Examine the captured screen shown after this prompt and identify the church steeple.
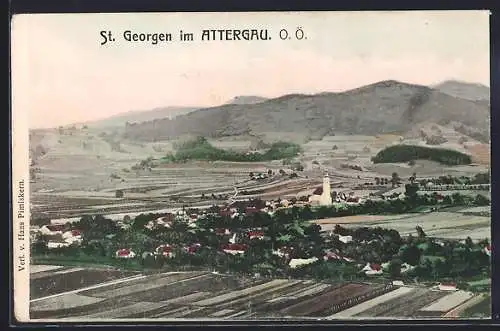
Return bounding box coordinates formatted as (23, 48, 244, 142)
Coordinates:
(320, 169, 332, 206)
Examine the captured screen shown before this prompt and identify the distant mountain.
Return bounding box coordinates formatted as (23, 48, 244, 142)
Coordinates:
(123, 80, 490, 143)
(433, 80, 490, 102)
(226, 95, 268, 105)
(83, 106, 200, 128)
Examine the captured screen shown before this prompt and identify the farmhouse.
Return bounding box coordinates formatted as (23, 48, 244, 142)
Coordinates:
(337, 234, 353, 244)
(115, 248, 136, 259)
(47, 241, 71, 249)
(484, 245, 491, 256)
(248, 230, 265, 240)
(289, 257, 319, 269)
(40, 224, 65, 236)
(437, 283, 458, 291)
(222, 243, 248, 255)
(156, 244, 175, 258)
(184, 243, 202, 254)
(362, 262, 383, 275)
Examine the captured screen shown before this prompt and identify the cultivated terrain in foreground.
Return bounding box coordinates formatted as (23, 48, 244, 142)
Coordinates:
(30, 268, 488, 320)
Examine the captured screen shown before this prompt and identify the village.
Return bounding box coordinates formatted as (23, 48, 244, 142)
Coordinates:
(29, 169, 491, 319)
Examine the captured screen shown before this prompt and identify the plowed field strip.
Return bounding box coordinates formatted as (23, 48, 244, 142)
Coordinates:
(192, 279, 290, 306)
(209, 280, 304, 311)
(83, 272, 209, 298)
(328, 286, 414, 318)
(281, 284, 371, 316)
(356, 289, 448, 318)
(30, 269, 138, 299)
(253, 284, 342, 315)
(30, 273, 211, 319)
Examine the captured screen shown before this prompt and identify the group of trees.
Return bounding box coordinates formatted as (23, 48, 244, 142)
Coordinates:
(162, 136, 302, 163)
(32, 190, 491, 285)
(372, 145, 472, 166)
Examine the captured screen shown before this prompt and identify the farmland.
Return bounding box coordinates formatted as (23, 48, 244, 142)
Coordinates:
(29, 267, 482, 320)
(315, 209, 491, 240)
(30, 127, 490, 222)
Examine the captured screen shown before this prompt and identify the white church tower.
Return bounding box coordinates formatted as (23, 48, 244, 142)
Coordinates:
(319, 171, 333, 206)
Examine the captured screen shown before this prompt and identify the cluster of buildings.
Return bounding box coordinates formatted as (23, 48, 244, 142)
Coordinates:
(32, 224, 83, 249)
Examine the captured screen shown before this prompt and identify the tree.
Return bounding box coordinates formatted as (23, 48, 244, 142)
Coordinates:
(391, 172, 401, 188)
(268, 169, 273, 176)
(249, 172, 254, 178)
(279, 169, 286, 176)
(375, 177, 380, 185)
(465, 236, 474, 249)
(401, 245, 422, 266)
(415, 226, 426, 238)
(387, 259, 402, 279)
(115, 189, 124, 198)
(474, 194, 490, 206)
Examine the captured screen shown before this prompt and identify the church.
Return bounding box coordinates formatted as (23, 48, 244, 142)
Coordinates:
(308, 171, 333, 206)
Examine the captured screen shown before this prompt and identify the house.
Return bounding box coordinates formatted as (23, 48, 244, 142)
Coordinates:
(215, 228, 231, 236)
(222, 243, 248, 255)
(401, 263, 415, 274)
(289, 257, 319, 269)
(62, 230, 82, 240)
(248, 231, 265, 240)
(337, 235, 353, 244)
(115, 248, 136, 259)
(346, 197, 363, 205)
(184, 243, 201, 254)
(272, 246, 294, 259)
(40, 224, 65, 236)
(361, 262, 383, 275)
(392, 280, 405, 286)
(323, 251, 342, 261)
(229, 233, 238, 244)
(156, 244, 175, 258)
(245, 207, 259, 216)
(47, 241, 71, 249)
(484, 245, 491, 256)
(438, 283, 458, 291)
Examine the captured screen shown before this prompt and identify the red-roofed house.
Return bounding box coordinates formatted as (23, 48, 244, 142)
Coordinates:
(156, 244, 176, 258)
(115, 248, 136, 259)
(219, 209, 232, 217)
(40, 224, 65, 236)
(324, 251, 342, 261)
(248, 231, 265, 240)
(362, 262, 383, 275)
(184, 243, 202, 255)
(245, 207, 259, 215)
(438, 283, 458, 291)
(222, 243, 248, 255)
(484, 245, 491, 256)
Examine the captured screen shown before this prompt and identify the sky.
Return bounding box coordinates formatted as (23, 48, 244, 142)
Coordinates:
(11, 11, 490, 128)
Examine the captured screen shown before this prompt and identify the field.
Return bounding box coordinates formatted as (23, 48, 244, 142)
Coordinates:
(29, 266, 482, 321)
(315, 208, 491, 240)
(31, 131, 489, 222)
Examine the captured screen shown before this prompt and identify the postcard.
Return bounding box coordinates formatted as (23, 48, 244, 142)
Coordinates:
(11, 10, 491, 322)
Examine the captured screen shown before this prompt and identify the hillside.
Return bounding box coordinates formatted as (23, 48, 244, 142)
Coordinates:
(226, 95, 268, 105)
(433, 80, 490, 102)
(81, 106, 199, 129)
(123, 80, 490, 143)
